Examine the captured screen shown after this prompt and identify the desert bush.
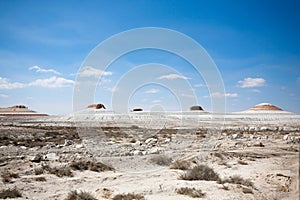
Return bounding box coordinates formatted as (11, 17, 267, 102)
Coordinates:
(112, 193, 145, 200)
(35, 177, 47, 182)
(65, 190, 97, 200)
(218, 175, 253, 187)
(70, 160, 114, 172)
(170, 160, 190, 170)
(180, 165, 220, 181)
(237, 160, 248, 165)
(0, 187, 22, 199)
(1, 171, 19, 183)
(49, 167, 73, 177)
(150, 155, 172, 166)
(176, 187, 205, 198)
(34, 167, 44, 175)
(242, 187, 253, 194)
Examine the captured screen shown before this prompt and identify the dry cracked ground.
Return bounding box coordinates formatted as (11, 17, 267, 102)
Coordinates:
(0, 117, 299, 200)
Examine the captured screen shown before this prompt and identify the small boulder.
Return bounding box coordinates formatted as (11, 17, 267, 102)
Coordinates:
(283, 135, 289, 140)
(232, 133, 243, 139)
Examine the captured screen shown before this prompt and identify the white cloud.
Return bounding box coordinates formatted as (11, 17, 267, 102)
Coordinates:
(79, 66, 112, 77)
(104, 87, 118, 92)
(0, 77, 25, 89)
(194, 83, 206, 87)
(180, 93, 194, 98)
(207, 92, 238, 98)
(29, 76, 74, 88)
(0, 94, 9, 98)
(152, 99, 161, 103)
(145, 89, 159, 94)
(157, 73, 189, 80)
(251, 89, 261, 93)
(238, 77, 266, 88)
(29, 65, 61, 75)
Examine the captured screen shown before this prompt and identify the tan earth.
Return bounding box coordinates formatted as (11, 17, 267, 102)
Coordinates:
(0, 113, 299, 200)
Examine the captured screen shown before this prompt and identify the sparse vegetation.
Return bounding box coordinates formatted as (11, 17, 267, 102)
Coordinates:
(35, 177, 47, 182)
(237, 160, 248, 165)
(176, 187, 205, 198)
(112, 193, 145, 200)
(34, 167, 44, 175)
(218, 175, 253, 187)
(65, 190, 97, 200)
(0, 187, 22, 199)
(170, 160, 191, 170)
(180, 165, 220, 181)
(1, 171, 19, 183)
(242, 187, 253, 194)
(49, 167, 73, 177)
(70, 160, 114, 172)
(150, 155, 172, 166)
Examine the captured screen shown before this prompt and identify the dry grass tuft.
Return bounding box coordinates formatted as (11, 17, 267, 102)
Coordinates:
(176, 187, 205, 198)
(34, 167, 44, 175)
(242, 187, 253, 194)
(170, 160, 191, 170)
(237, 160, 248, 165)
(112, 193, 145, 200)
(0, 187, 22, 199)
(150, 155, 172, 166)
(35, 177, 47, 182)
(70, 160, 114, 172)
(180, 165, 220, 181)
(1, 171, 19, 183)
(64, 190, 97, 200)
(218, 175, 253, 187)
(49, 167, 73, 177)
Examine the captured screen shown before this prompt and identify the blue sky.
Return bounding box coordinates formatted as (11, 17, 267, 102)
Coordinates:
(0, 0, 300, 114)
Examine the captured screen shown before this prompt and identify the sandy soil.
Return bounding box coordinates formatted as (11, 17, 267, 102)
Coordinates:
(0, 116, 299, 200)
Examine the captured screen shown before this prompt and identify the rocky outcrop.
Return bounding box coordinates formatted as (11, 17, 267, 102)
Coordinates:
(248, 103, 283, 111)
(190, 105, 204, 111)
(87, 104, 106, 109)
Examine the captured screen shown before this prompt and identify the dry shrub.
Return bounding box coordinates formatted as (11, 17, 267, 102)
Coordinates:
(0, 187, 22, 199)
(242, 187, 253, 194)
(35, 177, 46, 182)
(218, 175, 253, 187)
(70, 160, 114, 172)
(112, 193, 145, 200)
(34, 167, 44, 175)
(65, 190, 97, 200)
(170, 160, 191, 170)
(1, 171, 19, 183)
(237, 160, 248, 165)
(49, 167, 73, 177)
(176, 187, 205, 198)
(180, 165, 220, 181)
(150, 155, 172, 166)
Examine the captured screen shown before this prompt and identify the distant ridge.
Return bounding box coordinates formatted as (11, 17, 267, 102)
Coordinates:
(0, 105, 48, 116)
(248, 103, 283, 111)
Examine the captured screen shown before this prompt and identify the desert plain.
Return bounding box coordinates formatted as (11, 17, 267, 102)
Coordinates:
(0, 106, 299, 200)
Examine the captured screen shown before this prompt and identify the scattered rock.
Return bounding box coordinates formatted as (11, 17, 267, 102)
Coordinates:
(148, 147, 160, 154)
(232, 133, 243, 139)
(132, 150, 143, 156)
(43, 153, 59, 161)
(75, 144, 84, 149)
(30, 153, 43, 163)
(145, 138, 158, 145)
(283, 135, 289, 140)
(64, 140, 74, 146)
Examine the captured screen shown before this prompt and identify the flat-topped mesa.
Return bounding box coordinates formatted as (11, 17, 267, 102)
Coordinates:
(248, 103, 283, 111)
(190, 105, 204, 111)
(0, 105, 48, 116)
(87, 103, 106, 109)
